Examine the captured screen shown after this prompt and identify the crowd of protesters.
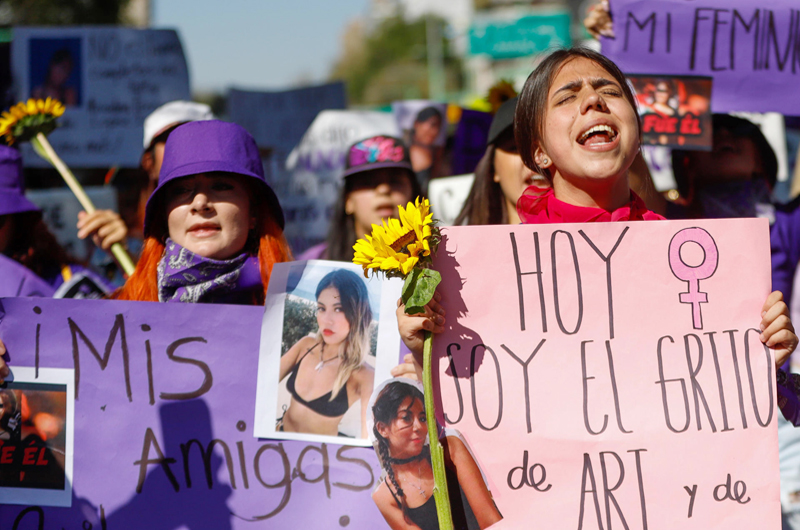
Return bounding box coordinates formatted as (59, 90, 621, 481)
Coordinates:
(2, 23, 800, 527)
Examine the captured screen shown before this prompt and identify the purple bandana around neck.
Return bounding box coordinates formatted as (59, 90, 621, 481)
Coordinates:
(157, 239, 262, 304)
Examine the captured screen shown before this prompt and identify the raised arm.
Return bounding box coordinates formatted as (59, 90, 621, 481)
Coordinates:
(761, 290, 798, 368)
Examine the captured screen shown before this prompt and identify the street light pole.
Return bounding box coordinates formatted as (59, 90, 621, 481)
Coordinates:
(426, 17, 446, 101)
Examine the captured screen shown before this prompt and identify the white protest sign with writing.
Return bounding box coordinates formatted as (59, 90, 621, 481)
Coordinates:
(431, 219, 778, 529)
(12, 27, 190, 168)
(428, 173, 474, 226)
(26, 186, 117, 261)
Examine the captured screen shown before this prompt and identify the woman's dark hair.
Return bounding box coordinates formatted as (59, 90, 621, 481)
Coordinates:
(671, 113, 778, 198)
(315, 268, 373, 334)
(2, 211, 78, 280)
(372, 381, 426, 523)
(325, 168, 422, 262)
(414, 106, 443, 125)
(652, 79, 675, 96)
(0, 388, 18, 418)
(50, 48, 73, 69)
(409, 107, 444, 148)
(316, 268, 373, 399)
(515, 47, 641, 180)
(453, 134, 512, 226)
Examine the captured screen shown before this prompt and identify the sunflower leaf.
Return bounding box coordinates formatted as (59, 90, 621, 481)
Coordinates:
(401, 268, 421, 304)
(402, 268, 441, 315)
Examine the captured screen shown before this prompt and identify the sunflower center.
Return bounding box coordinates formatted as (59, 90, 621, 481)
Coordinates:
(389, 230, 416, 253)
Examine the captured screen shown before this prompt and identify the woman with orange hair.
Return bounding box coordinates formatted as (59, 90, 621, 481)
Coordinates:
(0, 120, 291, 381)
(113, 119, 292, 304)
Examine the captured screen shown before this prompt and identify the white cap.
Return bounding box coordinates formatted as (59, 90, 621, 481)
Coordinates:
(142, 100, 215, 150)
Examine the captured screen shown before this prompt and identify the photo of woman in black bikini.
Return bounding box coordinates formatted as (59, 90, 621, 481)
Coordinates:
(369, 379, 503, 530)
(276, 267, 376, 438)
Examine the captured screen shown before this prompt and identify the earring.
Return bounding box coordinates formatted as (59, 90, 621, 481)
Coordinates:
(542, 158, 549, 165)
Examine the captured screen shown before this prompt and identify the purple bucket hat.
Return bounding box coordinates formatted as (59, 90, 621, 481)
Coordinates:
(342, 135, 413, 178)
(143, 120, 284, 236)
(0, 145, 39, 217)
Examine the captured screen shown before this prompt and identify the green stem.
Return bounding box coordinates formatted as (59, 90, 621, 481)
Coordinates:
(423, 330, 454, 530)
(32, 133, 136, 276)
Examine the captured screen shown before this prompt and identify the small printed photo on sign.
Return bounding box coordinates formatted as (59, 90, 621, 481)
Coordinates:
(393, 100, 448, 189)
(29, 38, 82, 108)
(628, 75, 712, 151)
(0, 367, 74, 507)
(393, 100, 448, 148)
(367, 378, 504, 530)
(254, 260, 403, 446)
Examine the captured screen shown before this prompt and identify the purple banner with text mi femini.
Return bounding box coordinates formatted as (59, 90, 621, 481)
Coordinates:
(0, 298, 387, 529)
(601, 0, 800, 114)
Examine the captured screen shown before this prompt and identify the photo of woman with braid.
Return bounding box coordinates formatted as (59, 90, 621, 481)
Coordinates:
(369, 379, 502, 530)
(277, 267, 376, 438)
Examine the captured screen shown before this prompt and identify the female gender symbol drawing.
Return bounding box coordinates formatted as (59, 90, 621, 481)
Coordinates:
(668, 227, 719, 329)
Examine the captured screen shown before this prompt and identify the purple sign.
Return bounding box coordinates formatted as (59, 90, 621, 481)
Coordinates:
(451, 109, 493, 176)
(0, 298, 388, 529)
(602, 0, 800, 114)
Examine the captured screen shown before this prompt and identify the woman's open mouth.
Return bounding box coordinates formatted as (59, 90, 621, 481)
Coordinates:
(375, 205, 395, 218)
(577, 124, 619, 146)
(322, 329, 334, 336)
(188, 223, 221, 238)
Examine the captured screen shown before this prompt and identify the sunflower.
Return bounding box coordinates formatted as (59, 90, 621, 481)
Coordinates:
(0, 98, 65, 144)
(487, 80, 518, 114)
(353, 197, 438, 278)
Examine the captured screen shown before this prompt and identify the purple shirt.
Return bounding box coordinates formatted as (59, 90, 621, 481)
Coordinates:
(0, 253, 55, 297)
(296, 242, 328, 261)
(770, 198, 800, 425)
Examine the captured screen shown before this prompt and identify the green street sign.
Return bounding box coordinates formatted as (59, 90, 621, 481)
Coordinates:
(469, 11, 571, 59)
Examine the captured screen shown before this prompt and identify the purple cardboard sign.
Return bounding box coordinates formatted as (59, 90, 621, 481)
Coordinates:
(602, 0, 800, 114)
(0, 298, 389, 529)
(451, 109, 493, 176)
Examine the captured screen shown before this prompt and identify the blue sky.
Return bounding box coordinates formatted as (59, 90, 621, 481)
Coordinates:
(153, 0, 371, 93)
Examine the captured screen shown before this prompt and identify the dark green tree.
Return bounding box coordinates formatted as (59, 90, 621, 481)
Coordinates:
(281, 296, 317, 354)
(330, 14, 463, 105)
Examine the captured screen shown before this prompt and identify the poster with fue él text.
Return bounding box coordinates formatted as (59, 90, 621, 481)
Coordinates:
(0, 367, 74, 508)
(628, 74, 712, 150)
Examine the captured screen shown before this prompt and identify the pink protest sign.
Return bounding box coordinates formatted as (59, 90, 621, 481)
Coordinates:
(431, 218, 778, 529)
